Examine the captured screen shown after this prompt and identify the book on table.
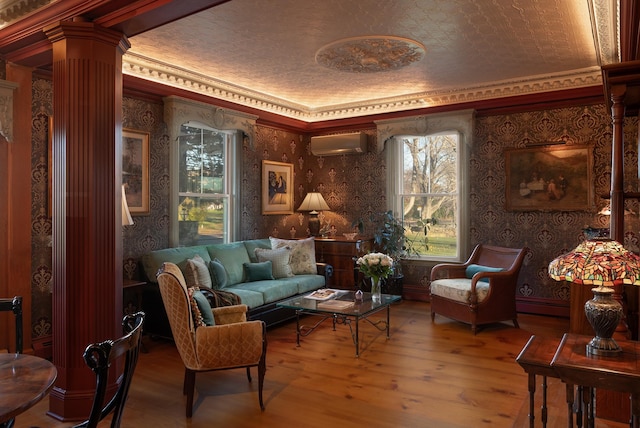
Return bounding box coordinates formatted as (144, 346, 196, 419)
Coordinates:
(317, 299, 354, 310)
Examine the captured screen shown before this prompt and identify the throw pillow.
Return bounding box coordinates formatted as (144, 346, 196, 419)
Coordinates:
(191, 288, 215, 326)
(207, 242, 251, 285)
(243, 261, 275, 282)
(208, 258, 229, 289)
(465, 264, 504, 283)
(184, 254, 213, 289)
(255, 247, 294, 278)
(269, 236, 317, 275)
(187, 287, 206, 328)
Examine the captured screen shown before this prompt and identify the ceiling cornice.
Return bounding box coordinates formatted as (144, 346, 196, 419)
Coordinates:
(123, 51, 603, 124)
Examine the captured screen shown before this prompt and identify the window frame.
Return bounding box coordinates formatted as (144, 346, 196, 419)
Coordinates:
(381, 111, 473, 262)
(176, 123, 236, 245)
(164, 96, 257, 248)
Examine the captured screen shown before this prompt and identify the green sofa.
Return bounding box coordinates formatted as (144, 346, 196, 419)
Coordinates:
(140, 238, 333, 337)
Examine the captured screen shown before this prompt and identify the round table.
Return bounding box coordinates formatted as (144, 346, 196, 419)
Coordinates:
(0, 353, 57, 425)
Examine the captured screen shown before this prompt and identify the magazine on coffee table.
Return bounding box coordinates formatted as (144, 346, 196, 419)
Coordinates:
(317, 299, 354, 310)
(305, 289, 344, 301)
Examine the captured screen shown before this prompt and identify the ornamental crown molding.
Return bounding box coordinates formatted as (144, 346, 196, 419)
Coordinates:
(0, 0, 53, 28)
(124, 52, 602, 123)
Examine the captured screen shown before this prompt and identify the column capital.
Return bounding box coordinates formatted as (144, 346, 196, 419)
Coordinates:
(44, 20, 130, 55)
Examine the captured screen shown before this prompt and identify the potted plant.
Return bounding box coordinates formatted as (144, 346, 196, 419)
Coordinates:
(353, 210, 433, 295)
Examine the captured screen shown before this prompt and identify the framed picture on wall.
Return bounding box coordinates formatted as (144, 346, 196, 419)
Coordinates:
(262, 160, 294, 215)
(505, 145, 593, 211)
(122, 128, 150, 215)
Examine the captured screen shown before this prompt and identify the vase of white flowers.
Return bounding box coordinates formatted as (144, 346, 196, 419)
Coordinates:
(356, 252, 394, 302)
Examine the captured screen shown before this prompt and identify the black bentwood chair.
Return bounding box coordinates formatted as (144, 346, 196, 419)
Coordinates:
(73, 311, 145, 428)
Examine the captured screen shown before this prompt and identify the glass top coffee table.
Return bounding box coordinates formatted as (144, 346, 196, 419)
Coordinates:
(276, 290, 401, 357)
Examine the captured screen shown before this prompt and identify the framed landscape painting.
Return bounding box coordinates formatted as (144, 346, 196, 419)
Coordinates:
(262, 160, 294, 215)
(505, 145, 593, 211)
(122, 128, 150, 215)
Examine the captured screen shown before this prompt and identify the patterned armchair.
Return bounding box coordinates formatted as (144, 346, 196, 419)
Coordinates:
(157, 262, 267, 418)
(429, 244, 528, 334)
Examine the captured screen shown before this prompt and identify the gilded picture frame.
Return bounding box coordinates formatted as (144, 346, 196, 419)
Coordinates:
(122, 128, 150, 215)
(505, 145, 593, 212)
(262, 160, 294, 215)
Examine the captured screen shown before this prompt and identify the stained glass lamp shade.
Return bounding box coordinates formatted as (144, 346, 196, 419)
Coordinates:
(548, 239, 640, 355)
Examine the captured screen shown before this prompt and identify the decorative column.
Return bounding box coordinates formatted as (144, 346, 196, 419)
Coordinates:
(44, 21, 129, 421)
(3, 64, 33, 354)
(0, 78, 19, 352)
(609, 84, 626, 243)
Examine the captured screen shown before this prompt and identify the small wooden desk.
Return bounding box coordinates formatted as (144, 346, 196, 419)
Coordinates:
(551, 333, 640, 428)
(0, 353, 57, 425)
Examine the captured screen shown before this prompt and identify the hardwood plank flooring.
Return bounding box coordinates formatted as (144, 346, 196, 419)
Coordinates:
(15, 301, 628, 427)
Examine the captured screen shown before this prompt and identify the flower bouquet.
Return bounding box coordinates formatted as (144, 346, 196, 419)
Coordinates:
(356, 252, 393, 300)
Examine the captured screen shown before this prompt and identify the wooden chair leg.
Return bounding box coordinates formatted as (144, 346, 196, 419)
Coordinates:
(184, 369, 196, 418)
(430, 311, 435, 322)
(513, 318, 520, 329)
(258, 355, 266, 410)
(246, 366, 252, 382)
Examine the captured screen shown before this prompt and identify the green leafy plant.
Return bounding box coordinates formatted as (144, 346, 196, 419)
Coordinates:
(353, 210, 434, 260)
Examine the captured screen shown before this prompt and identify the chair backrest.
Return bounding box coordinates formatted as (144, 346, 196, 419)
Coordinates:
(469, 244, 526, 273)
(73, 311, 145, 428)
(0, 296, 23, 354)
(156, 262, 198, 368)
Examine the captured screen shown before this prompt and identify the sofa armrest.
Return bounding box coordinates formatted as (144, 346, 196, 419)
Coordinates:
(316, 262, 333, 282)
(212, 304, 248, 324)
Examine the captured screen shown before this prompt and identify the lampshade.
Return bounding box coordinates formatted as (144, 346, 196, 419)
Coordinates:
(548, 238, 640, 355)
(122, 184, 134, 226)
(297, 192, 330, 213)
(548, 239, 640, 287)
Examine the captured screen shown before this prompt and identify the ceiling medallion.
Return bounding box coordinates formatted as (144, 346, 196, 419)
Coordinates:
(315, 36, 425, 73)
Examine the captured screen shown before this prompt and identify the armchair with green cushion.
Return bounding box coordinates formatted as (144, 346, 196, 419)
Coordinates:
(157, 262, 267, 418)
(429, 244, 528, 334)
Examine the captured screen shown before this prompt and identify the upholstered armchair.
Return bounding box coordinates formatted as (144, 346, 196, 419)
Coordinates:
(157, 262, 267, 418)
(429, 244, 528, 334)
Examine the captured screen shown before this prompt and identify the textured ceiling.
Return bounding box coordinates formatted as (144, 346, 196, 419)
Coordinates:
(122, 0, 616, 121)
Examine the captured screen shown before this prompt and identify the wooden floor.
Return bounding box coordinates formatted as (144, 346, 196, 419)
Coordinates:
(16, 300, 629, 427)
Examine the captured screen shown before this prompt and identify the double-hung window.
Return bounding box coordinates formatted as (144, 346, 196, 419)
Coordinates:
(388, 131, 466, 260)
(176, 122, 237, 246)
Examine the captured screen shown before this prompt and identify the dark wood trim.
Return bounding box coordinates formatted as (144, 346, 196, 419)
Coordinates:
(620, 0, 640, 62)
(516, 296, 570, 318)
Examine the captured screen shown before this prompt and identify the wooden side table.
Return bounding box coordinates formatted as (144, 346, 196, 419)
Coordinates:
(551, 333, 640, 428)
(123, 279, 148, 352)
(516, 335, 562, 428)
(123, 279, 146, 316)
(314, 237, 372, 288)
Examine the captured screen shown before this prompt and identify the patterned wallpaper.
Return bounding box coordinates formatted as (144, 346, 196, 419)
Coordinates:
(472, 106, 639, 302)
(28, 75, 640, 339)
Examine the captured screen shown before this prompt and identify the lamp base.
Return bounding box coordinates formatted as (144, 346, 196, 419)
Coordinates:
(308, 214, 320, 236)
(586, 337, 621, 356)
(584, 287, 623, 356)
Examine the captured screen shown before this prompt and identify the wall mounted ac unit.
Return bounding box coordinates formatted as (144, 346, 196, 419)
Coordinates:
(310, 132, 367, 156)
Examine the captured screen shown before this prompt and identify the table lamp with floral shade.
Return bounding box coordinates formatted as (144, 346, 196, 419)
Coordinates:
(548, 238, 640, 356)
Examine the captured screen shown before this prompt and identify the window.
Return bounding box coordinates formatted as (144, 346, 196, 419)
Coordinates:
(176, 122, 236, 246)
(389, 131, 464, 260)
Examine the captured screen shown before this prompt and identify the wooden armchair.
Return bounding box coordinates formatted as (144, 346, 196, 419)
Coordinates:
(157, 262, 267, 418)
(429, 244, 527, 334)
